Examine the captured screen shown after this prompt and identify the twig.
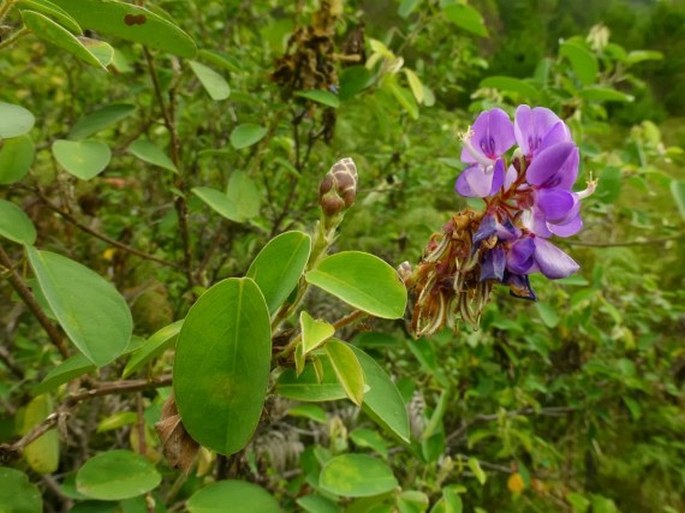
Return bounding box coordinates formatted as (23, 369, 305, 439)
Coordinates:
(0, 26, 28, 51)
(565, 233, 684, 248)
(0, 375, 172, 462)
(36, 190, 181, 270)
(0, 245, 69, 358)
(143, 47, 194, 290)
(0, 344, 24, 379)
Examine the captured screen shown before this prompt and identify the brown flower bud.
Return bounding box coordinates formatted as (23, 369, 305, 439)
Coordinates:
(319, 157, 358, 216)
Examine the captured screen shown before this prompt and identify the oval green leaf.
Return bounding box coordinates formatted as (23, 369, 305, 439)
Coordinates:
(579, 86, 634, 103)
(22, 394, 59, 474)
(230, 123, 268, 150)
(22, 10, 105, 68)
(443, 4, 488, 37)
(276, 357, 347, 402)
(295, 89, 340, 108)
(305, 251, 407, 319)
(174, 278, 271, 455)
(52, 139, 111, 180)
(246, 230, 312, 314)
(122, 319, 183, 378)
(128, 139, 177, 173)
(0, 467, 41, 513)
(50, 0, 196, 57)
(479, 76, 539, 100)
(0, 200, 36, 245)
(300, 311, 335, 354)
(76, 450, 161, 500)
(350, 346, 410, 443)
(225, 170, 261, 219)
(560, 40, 598, 86)
(26, 247, 133, 367)
(0, 135, 35, 184)
(319, 454, 398, 497)
(325, 339, 365, 406)
(69, 103, 136, 140)
(17, 0, 82, 33)
(0, 102, 35, 139)
(189, 60, 231, 101)
(187, 480, 280, 513)
(33, 353, 95, 394)
(192, 186, 245, 223)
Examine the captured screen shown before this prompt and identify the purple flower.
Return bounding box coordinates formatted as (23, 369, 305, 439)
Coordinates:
(514, 105, 572, 158)
(456, 108, 515, 198)
(506, 234, 580, 279)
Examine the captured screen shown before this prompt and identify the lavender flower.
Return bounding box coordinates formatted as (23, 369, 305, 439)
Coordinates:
(406, 105, 595, 337)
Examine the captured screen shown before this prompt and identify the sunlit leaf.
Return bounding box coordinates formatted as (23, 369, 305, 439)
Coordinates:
(319, 454, 398, 497)
(187, 480, 280, 513)
(76, 450, 161, 500)
(52, 139, 111, 180)
(0, 200, 36, 245)
(0, 102, 35, 138)
(189, 60, 231, 101)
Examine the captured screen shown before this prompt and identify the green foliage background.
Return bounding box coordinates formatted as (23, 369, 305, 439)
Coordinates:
(0, 0, 684, 512)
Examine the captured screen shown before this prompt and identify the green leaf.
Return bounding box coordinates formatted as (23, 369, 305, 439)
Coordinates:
(78, 36, 114, 67)
(422, 390, 449, 441)
(51, 0, 196, 57)
(295, 89, 340, 108)
(325, 339, 365, 406)
(0, 200, 36, 245)
(297, 494, 341, 513)
(350, 428, 389, 458)
(34, 353, 95, 394)
(398, 490, 429, 513)
(0, 467, 41, 513)
(174, 278, 271, 455)
(76, 450, 161, 500)
(535, 302, 560, 328)
(96, 411, 137, 432)
(198, 49, 241, 73)
(0, 135, 35, 184)
(560, 40, 598, 86)
(21, 10, 107, 68)
(27, 247, 132, 367)
(350, 346, 410, 443)
(52, 139, 111, 180)
(287, 404, 328, 423)
(225, 170, 261, 219)
(442, 487, 463, 513)
(443, 4, 488, 37)
(398, 0, 421, 18)
(670, 180, 685, 221)
(69, 104, 136, 140)
(479, 76, 539, 100)
(579, 86, 634, 103)
(626, 50, 663, 65)
(230, 123, 268, 149)
(305, 251, 407, 319)
(339, 66, 372, 101)
(468, 457, 487, 485)
(192, 187, 241, 222)
(187, 480, 280, 513)
(0, 102, 35, 138)
(404, 68, 425, 104)
(387, 80, 419, 120)
(122, 319, 183, 378)
(246, 231, 312, 315)
(189, 60, 231, 101)
(595, 167, 621, 204)
(17, 0, 82, 33)
(301, 311, 335, 354)
(319, 454, 398, 497)
(128, 139, 177, 173)
(21, 394, 59, 474)
(276, 357, 347, 402)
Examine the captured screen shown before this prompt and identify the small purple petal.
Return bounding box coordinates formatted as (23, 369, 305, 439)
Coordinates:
(480, 247, 506, 281)
(515, 106, 569, 156)
(497, 217, 520, 241)
(489, 158, 505, 194)
(504, 164, 517, 190)
(536, 188, 576, 222)
(526, 142, 579, 190)
(455, 165, 493, 198)
(548, 213, 583, 237)
(462, 108, 515, 162)
(504, 271, 537, 301)
(473, 213, 497, 246)
(522, 208, 552, 238)
(506, 236, 536, 274)
(533, 237, 580, 279)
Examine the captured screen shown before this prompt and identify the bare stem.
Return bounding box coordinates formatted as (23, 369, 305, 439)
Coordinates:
(0, 245, 69, 358)
(565, 233, 684, 248)
(0, 26, 28, 51)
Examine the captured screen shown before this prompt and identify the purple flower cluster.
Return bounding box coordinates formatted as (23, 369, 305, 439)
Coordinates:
(456, 105, 595, 299)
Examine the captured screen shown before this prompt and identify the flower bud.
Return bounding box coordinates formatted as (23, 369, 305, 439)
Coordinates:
(319, 157, 358, 217)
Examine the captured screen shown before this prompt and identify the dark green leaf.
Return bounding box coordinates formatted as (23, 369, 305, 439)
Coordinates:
(122, 319, 183, 378)
(0, 467, 42, 513)
(295, 89, 340, 108)
(27, 247, 132, 367)
(174, 278, 271, 455)
(230, 123, 268, 149)
(0, 200, 36, 245)
(479, 76, 539, 100)
(443, 4, 488, 37)
(34, 354, 95, 394)
(128, 139, 177, 173)
(246, 231, 312, 314)
(560, 40, 598, 85)
(69, 104, 136, 140)
(580, 87, 634, 103)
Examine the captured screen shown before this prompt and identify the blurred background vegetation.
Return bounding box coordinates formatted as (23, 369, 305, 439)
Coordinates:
(1, 0, 684, 512)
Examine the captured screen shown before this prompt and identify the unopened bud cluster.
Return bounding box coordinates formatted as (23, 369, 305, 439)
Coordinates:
(319, 157, 358, 217)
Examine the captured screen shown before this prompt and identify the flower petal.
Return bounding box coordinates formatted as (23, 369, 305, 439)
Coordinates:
(473, 213, 497, 246)
(533, 237, 580, 279)
(548, 213, 583, 237)
(480, 246, 506, 281)
(463, 108, 515, 162)
(455, 165, 494, 198)
(526, 142, 579, 190)
(504, 271, 537, 301)
(515, 106, 569, 156)
(506, 236, 536, 274)
(536, 188, 576, 222)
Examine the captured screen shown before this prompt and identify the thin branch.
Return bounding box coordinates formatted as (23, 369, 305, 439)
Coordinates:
(0, 344, 24, 379)
(0, 375, 172, 463)
(36, 190, 181, 270)
(565, 233, 684, 248)
(0, 245, 69, 358)
(0, 26, 29, 51)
